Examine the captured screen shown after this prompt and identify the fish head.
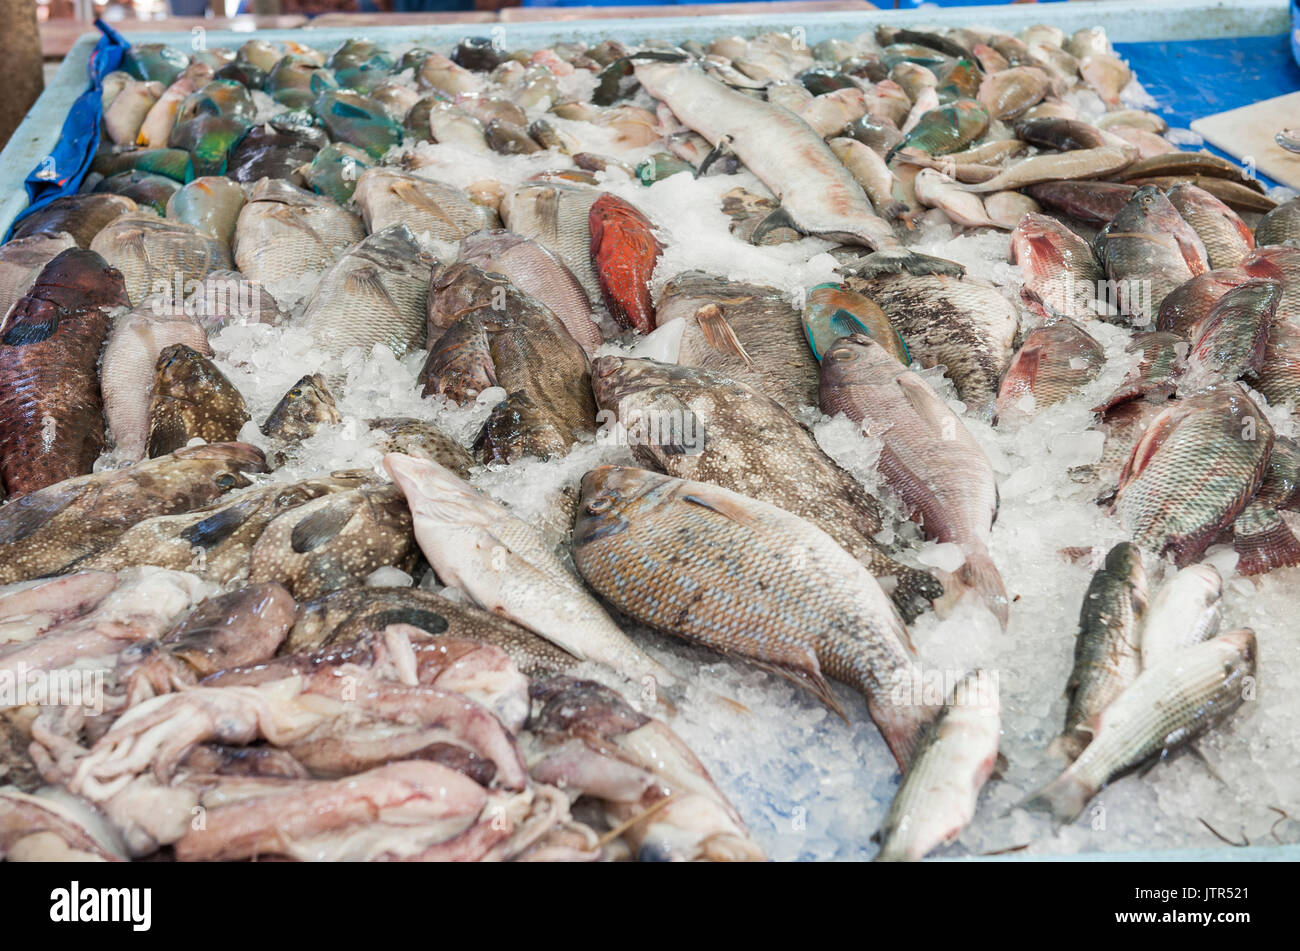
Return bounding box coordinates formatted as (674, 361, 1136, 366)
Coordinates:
(262, 374, 342, 440)
(590, 355, 685, 410)
(1101, 541, 1147, 593)
(818, 333, 904, 393)
(427, 262, 512, 330)
(575, 465, 668, 544)
(169, 441, 268, 493)
(154, 342, 224, 393)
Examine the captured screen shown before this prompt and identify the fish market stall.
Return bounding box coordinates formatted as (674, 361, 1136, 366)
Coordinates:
(0, 0, 1299, 863)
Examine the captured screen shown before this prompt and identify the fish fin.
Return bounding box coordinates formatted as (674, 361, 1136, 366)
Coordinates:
(954, 550, 1010, 629)
(1116, 403, 1194, 492)
(747, 655, 847, 722)
(1233, 504, 1300, 576)
(1, 317, 60, 346)
(840, 248, 965, 280)
(678, 490, 768, 533)
(290, 503, 355, 553)
(180, 499, 257, 550)
(146, 411, 190, 459)
(389, 180, 458, 224)
(990, 752, 1010, 781)
(1186, 744, 1227, 786)
(0, 484, 82, 545)
(1018, 768, 1093, 827)
(342, 266, 401, 315)
(692, 304, 752, 366)
(695, 135, 733, 178)
(750, 206, 804, 244)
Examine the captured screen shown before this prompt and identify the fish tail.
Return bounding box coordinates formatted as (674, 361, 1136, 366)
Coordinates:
(1019, 768, 1094, 826)
(955, 550, 1009, 628)
(1233, 506, 1300, 576)
(867, 687, 938, 771)
(1046, 728, 1090, 763)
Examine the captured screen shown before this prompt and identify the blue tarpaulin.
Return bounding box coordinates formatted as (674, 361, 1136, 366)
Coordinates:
(4, 20, 130, 241)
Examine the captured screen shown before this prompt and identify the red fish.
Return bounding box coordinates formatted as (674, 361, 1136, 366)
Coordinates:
(589, 193, 661, 333)
(0, 248, 127, 499)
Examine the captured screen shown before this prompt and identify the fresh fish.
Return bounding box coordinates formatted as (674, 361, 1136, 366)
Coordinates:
(248, 483, 418, 600)
(1156, 268, 1254, 337)
(1094, 185, 1208, 326)
(165, 176, 245, 247)
(1254, 195, 1300, 248)
(913, 169, 996, 228)
(231, 179, 365, 291)
(1012, 117, 1108, 153)
(458, 230, 602, 355)
(77, 479, 353, 582)
(1092, 331, 1185, 413)
(266, 54, 338, 111)
(423, 264, 594, 460)
(828, 138, 910, 222)
(91, 147, 194, 184)
(655, 270, 820, 414)
(1166, 183, 1254, 270)
(528, 677, 765, 861)
(1138, 564, 1222, 669)
(1079, 53, 1131, 107)
(313, 88, 402, 161)
(299, 143, 372, 205)
(261, 374, 340, 442)
(426, 101, 489, 152)
(1232, 435, 1300, 575)
(1115, 384, 1273, 566)
(572, 464, 935, 767)
(984, 191, 1041, 231)
(124, 43, 191, 86)
(0, 443, 265, 585)
(977, 66, 1049, 119)
(500, 181, 602, 303)
(183, 270, 283, 334)
(1127, 176, 1274, 214)
(996, 320, 1104, 423)
(146, 344, 250, 458)
(1024, 180, 1137, 226)
(1180, 279, 1280, 393)
(1242, 246, 1300, 324)
(384, 453, 669, 687)
(1066, 27, 1110, 61)
(9, 194, 138, 249)
(103, 79, 164, 147)
(1255, 318, 1300, 410)
(591, 356, 943, 620)
(352, 167, 498, 241)
(1010, 213, 1104, 321)
(957, 146, 1136, 193)
(367, 417, 476, 478)
(635, 62, 906, 253)
(820, 334, 1008, 626)
(589, 193, 662, 333)
(1026, 629, 1256, 824)
(300, 225, 436, 359)
(283, 585, 577, 676)
(1096, 109, 1168, 133)
(225, 122, 324, 184)
(887, 100, 989, 159)
(845, 265, 1016, 411)
(92, 170, 181, 215)
(1055, 542, 1147, 760)
(101, 300, 211, 460)
(89, 213, 231, 305)
(0, 233, 79, 330)
(0, 249, 126, 498)
(802, 282, 910, 364)
(168, 113, 252, 178)
(136, 67, 212, 148)
(874, 670, 1001, 861)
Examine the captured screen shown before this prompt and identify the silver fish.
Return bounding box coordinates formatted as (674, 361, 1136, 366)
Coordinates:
(353, 167, 499, 241)
(90, 213, 232, 305)
(231, 179, 365, 292)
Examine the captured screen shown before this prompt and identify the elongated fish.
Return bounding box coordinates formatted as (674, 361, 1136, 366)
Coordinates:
(820, 335, 1008, 626)
(1026, 629, 1256, 823)
(384, 453, 670, 688)
(1139, 564, 1221, 669)
(572, 464, 937, 768)
(874, 670, 1001, 861)
(1055, 542, 1147, 760)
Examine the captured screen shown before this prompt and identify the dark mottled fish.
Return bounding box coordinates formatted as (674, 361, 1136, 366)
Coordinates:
(147, 344, 250, 458)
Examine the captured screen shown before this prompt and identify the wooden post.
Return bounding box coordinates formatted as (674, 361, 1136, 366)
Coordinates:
(0, 0, 44, 150)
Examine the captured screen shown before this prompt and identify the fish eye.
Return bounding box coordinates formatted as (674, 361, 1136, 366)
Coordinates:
(829, 346, 855, 361)
(215, 473, 237, 487)
(596, 360, 619, 378)
(587, 496, 615, 514)
(289, 388, 303, 398)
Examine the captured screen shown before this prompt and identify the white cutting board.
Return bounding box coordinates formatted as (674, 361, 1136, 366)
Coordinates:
(1191, 90, 1300, 191)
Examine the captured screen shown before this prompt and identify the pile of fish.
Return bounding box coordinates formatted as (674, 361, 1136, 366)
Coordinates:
(0, 21, 1295, 862)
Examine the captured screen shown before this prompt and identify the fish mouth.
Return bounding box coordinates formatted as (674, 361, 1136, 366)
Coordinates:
(178, 441, 269, 473)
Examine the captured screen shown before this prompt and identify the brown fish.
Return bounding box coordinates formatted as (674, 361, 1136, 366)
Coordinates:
(147, 344, 250, 457)
(261, 374, 341, 442)
(248, 484, 418, 599)
(282, 585, 578, 676)
(0, 443, 266, 585)
(9, 193, 139, 248)
(591, 356, 943, 621)
(367, 417, 476, 478)
(0, 249, 128, 498)
(1165, 183, 1254, 270)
